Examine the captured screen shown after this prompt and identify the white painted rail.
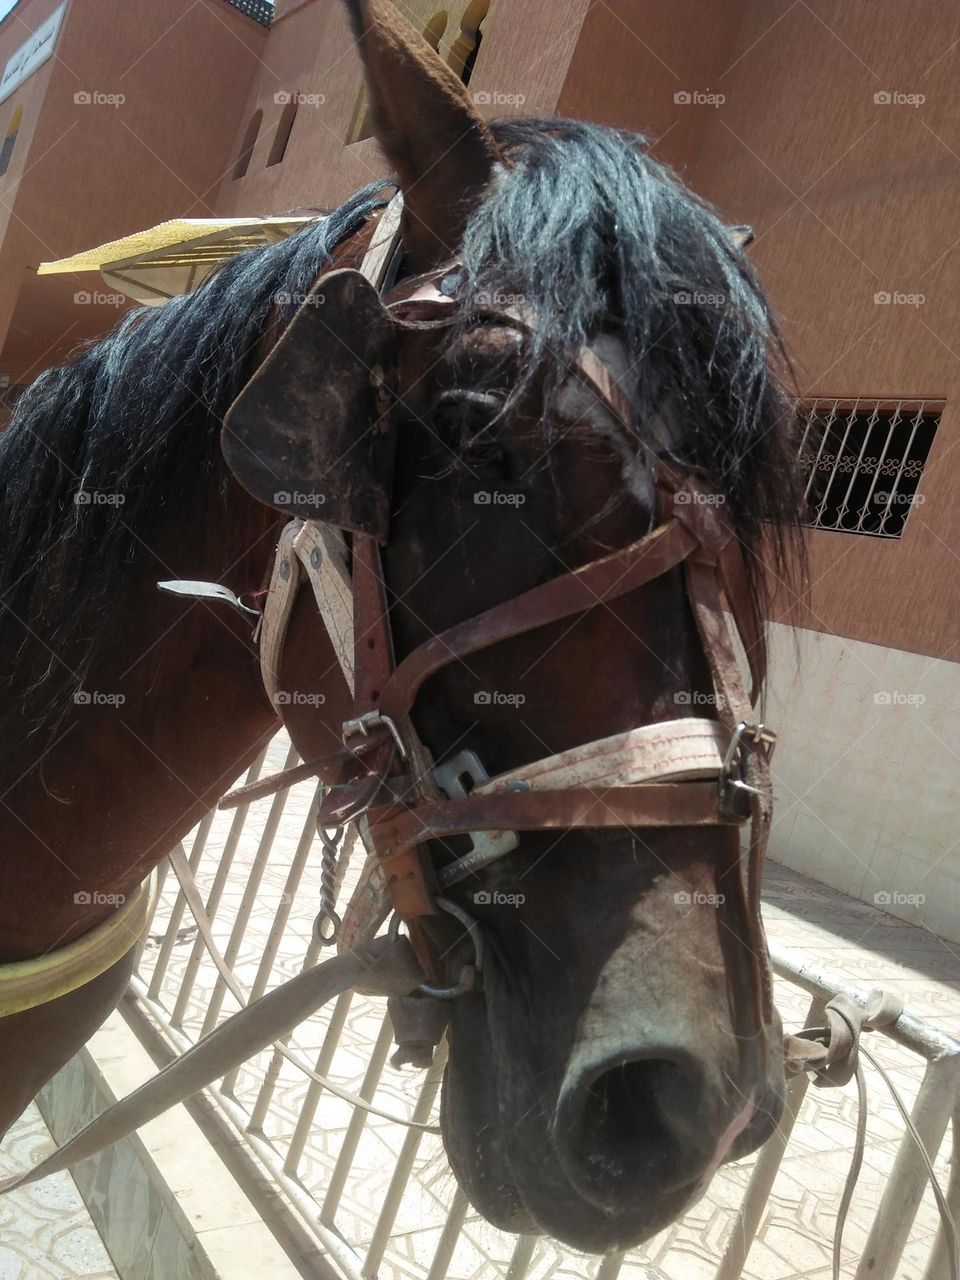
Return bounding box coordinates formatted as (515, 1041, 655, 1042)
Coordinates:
(125, 735, 959, 1280)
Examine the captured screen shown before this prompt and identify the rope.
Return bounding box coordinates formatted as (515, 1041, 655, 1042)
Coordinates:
(165, 845, 438, 1133)
(856, 1045, 959, 1280)
(0, 935, 425, 1195)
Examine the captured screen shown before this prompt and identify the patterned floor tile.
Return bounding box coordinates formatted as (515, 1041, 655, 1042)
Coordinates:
(0, 1106, 118, 1280)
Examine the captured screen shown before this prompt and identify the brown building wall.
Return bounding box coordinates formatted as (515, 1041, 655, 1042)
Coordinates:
(0, 0, 267, 382)
(558, 0, 750, 174)
(213, 0, 590, 217)
(687, 0, 960, 659)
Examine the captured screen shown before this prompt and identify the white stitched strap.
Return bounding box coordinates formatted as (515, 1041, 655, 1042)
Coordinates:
(477, 718, 727, 795)
(362, 191, 404, 288)
(259, 520, 304, 708)
(294, 523, 354, 694)
(259, 521, 355, 706)
(435, 719, 730, 888)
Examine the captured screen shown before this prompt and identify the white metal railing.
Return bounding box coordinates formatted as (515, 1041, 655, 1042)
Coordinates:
(125, 733, 959, 1280)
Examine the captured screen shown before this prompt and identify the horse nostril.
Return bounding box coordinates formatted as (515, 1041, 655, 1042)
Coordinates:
(555, 1054, 707, 1208)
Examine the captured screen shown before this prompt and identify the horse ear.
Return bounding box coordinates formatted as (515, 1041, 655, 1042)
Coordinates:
(343, 0, 502, 271)
(730, 225, 755, 250)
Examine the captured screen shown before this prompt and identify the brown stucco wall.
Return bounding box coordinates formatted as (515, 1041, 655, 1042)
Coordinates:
(687, 0, 960, 659)
(212, 0, 590, 217)
(557, 0, 750, 175)
(0, 0, 266, 381)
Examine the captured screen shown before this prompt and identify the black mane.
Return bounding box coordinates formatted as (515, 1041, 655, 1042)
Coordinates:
(0, 181, 390, 748)
(471, 119, 805, 604)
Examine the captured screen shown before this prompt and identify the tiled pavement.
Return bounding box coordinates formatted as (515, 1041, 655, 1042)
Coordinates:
(4, 729, 959, 1279)
(0, 1105, 118, 1280)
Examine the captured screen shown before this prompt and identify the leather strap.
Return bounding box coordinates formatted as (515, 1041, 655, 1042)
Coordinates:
(0, 934, 424, 1195)
(378, 518, 698, 723)
(260, 521, 354, 706)
(0, 876, 156, 1019)
(371, 782, 739, 868)
(259, 520, 303, 707)
(480, 718, 727, 792)
(165, 845, 437, 1131)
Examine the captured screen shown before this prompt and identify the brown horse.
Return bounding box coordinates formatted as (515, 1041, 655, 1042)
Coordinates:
(0, 0, 803, 1253)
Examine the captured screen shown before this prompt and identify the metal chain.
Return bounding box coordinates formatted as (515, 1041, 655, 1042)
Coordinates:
(313, 819, 347, 946)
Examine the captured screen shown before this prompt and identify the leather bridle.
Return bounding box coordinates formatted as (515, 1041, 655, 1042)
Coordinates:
(211, 199, 780, 1014)
(219, 236, 778, 1025)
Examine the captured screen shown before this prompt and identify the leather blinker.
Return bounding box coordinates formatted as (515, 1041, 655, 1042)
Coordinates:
(222, 269, 401, 543)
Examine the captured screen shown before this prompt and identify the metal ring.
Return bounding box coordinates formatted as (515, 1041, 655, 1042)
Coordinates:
(314, 909, 342, 947)
(388, 897, 484, 1000)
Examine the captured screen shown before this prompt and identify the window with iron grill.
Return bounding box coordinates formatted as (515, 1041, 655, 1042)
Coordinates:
(798, 400, 941, 539)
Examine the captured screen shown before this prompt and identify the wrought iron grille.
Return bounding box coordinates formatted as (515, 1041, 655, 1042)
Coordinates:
(798, 399, 942, 538)
(221, 0, 273, 27)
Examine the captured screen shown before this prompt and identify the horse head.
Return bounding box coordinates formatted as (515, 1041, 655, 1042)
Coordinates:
(222, 0, 805, 1252)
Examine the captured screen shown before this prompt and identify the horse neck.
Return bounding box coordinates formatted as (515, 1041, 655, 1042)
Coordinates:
(0, 457, 284, 959)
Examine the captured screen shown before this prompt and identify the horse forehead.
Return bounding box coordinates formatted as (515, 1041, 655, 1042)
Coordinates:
(555, 333, 633, 433)
(555, 334, 682, 454)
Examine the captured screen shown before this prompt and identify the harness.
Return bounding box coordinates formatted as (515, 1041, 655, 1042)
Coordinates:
(0, 875, 156, 1019)
(218, 196, 779, 1014)
(0, 197, 775, 1020)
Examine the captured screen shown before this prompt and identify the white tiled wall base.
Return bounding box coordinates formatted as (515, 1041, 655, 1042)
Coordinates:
(764, 621, 960, 943)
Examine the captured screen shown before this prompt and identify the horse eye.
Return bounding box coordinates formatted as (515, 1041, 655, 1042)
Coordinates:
(435, 389, 505, 419)
(433, 389, 505, 443)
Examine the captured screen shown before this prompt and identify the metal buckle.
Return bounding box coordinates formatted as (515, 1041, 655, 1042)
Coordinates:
(389, 897, 484, 1000)
(432, 751, 519, 888)
(342, 710, 408, 760)
(718, 721, 777, 821)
